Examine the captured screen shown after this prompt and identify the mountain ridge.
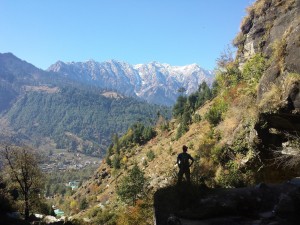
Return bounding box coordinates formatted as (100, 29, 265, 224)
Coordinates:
(48, 59, 214, 106)
(0, 52, 172, 156)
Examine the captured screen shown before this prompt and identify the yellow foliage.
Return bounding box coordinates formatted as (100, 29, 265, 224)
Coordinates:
(122, 156, 128, 164)
(69, 200, 79, 214)
(116, 200, 153, 225)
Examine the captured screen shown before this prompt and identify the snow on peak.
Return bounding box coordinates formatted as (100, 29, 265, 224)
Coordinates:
(48, 59, 214, 105)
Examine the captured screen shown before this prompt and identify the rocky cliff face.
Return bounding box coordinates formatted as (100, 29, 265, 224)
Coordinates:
(235, 0, 300, 113)
(233, 0, 300, 178)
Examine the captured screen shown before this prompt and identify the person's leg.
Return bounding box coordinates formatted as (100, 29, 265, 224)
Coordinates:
(185, 169, 191, 184)
(178, 169, 183, 184)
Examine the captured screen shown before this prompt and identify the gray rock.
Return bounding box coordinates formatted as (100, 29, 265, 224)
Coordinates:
(273, 193, 295, 216)
(167, 214, 182, 225)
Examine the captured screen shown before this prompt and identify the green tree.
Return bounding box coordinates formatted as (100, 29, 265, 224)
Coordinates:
(205, 98, 228, 126)
(112, 134, 120, 155)
(79, 197, 88, 210)
(142, 126, 156, 143)
(214, 45, 242, 92)
(116, 164, 146, 205)
(195, 81, 212, 108)
(1, 145, 43, 220)
(172, 95, 187, 118)
(113, 154, 121, 169)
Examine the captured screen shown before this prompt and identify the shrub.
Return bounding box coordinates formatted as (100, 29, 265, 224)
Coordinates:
(272, 38, 287, 71)
(79, 197, 88, 210)
(175, 122, 189, 140)
(214, 46, 242, 92)
(258, 83, 282, 112)
(215, 164, 254, 188)
(117, 200, 153, 225)
(242, 54, 267, 86)
(69, 199, 79, 214)
(94, 209, 117, 225)
(193, 114, 201, 123)
(190, 160, 205, 186)
(160, 122, 169, 131)
(146, 149, 155, 161)
(233, 32, 246, 47)
(205, 98, 228, 126)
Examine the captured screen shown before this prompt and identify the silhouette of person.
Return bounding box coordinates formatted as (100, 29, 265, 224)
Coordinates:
(177, 145, 194, 184)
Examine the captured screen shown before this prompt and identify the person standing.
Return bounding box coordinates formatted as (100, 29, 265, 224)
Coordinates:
(177, 145, 194, 184)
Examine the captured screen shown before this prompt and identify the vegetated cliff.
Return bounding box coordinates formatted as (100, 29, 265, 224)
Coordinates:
(234, 0, 300, 180)
(66, 0, 300, 224)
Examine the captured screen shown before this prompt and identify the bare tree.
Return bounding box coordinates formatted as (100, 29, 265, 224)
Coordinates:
(216, 45, 234, 70)
(1, 145, 42, 220)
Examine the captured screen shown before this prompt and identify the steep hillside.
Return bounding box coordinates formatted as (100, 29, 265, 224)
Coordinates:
(0, 53, 49, 112)
(66, 0, 300, 224)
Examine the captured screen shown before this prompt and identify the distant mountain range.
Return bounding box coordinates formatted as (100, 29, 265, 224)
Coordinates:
(48, 60, 214, 106)
(0, 52, 214, 155)
(0, 53, 171, 155)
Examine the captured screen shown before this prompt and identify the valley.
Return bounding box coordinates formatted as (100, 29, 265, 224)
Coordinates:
(40, 149, 100, 173)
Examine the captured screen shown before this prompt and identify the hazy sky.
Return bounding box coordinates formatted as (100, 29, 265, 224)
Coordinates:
(0, 0, 253, 70)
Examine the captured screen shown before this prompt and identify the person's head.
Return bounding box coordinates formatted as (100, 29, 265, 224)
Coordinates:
(182, 145, 188, 152)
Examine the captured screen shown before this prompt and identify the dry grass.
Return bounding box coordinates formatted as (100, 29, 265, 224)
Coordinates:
(283, 73, 300, 87)
(240, 0, 295, 35)
(246, 0, 295, 17)
(272, 38, 287, 71)
(240, 0, 269, 32)
(258, 83, 283, 112)
(274, 0, 296, 12)
(258, 73, 300, 113)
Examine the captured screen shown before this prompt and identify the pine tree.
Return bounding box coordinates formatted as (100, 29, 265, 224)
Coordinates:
(116, 164, 146, 205)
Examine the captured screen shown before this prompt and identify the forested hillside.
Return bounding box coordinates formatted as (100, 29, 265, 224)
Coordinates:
(0, 52, 171, 156)
(3, 86, 170, 156)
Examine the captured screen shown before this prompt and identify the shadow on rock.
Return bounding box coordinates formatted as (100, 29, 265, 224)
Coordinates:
(154, 180, 300, 225)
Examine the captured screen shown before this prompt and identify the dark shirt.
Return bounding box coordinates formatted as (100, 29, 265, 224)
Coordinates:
(177, 152, 194, 170)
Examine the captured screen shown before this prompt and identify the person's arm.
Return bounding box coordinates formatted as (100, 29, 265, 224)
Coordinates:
(177, 154, 181, 168)
(189, 155, 194, 167)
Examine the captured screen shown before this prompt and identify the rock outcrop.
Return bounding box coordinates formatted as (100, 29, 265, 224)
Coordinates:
(235, 0, 300, 115)
(154, 180, 300, 225)
(234, 0, 300, 178)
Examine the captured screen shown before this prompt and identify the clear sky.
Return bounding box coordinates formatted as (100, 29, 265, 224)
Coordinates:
(0, 0, 253, 70)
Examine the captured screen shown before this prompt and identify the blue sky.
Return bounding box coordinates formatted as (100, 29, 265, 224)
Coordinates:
(0, 0, 253, 70)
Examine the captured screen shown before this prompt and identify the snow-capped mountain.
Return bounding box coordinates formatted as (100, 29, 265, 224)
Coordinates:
(48, 60, 214, 106)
